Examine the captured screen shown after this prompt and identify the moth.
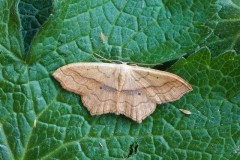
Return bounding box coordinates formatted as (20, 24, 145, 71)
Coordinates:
(53, 63, 192, 123)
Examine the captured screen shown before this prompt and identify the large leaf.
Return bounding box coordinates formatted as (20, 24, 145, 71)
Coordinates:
(0, 0, 239, 159)
(205, 0, 240, 55)
(26, 0, 220, 64)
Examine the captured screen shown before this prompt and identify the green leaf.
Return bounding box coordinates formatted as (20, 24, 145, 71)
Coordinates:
(0, 0, 239, 160)
(26, 0, 220, 64)
(0, 0, 24, 59)
(19, 0, 53, 53)
(205, 0, 240, 55)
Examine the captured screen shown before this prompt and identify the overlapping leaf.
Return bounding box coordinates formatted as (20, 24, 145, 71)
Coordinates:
(19, 0, 53, 53)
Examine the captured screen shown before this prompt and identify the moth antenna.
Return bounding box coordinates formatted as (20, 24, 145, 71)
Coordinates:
(93, 53, 124, 64)
(127, 62, 162, 67)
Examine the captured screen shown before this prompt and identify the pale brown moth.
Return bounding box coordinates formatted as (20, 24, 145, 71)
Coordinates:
(53, 63, 192, 123)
